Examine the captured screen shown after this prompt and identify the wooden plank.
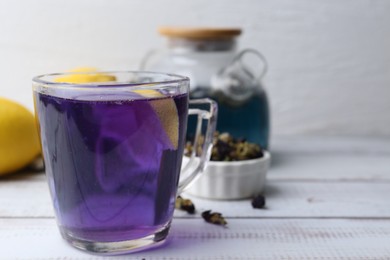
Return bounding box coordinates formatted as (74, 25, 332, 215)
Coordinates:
(179, 181, 390, 218)
(0, 173, 53, 217)
(0, 218, 390, 259)
(1, 173, 390, 219)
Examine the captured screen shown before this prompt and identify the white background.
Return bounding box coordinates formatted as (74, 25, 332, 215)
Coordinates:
(0, 0, 389, 137)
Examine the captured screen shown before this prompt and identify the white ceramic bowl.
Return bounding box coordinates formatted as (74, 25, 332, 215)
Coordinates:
(185, 151, 271, 200)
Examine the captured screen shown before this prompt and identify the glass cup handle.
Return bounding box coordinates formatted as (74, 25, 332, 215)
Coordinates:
(177, 98, 218, 194)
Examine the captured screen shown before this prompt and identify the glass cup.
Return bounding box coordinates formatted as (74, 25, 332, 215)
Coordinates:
(32, 71, 217, 255)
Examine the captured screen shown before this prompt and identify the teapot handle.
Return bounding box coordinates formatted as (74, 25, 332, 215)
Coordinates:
(139, 49, 165, 70)
(232, 48, 268, 82)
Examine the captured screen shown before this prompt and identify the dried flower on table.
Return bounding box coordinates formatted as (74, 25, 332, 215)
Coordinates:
(201, 210, 227, 226)
(175, 196, 195, 214)
(251, 195, 266, 209)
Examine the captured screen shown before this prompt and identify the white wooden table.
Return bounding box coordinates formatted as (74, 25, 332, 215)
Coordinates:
(1, 136, 390, 259)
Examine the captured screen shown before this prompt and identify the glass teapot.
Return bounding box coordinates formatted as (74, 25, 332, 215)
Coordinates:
(141, 27, 270, 149)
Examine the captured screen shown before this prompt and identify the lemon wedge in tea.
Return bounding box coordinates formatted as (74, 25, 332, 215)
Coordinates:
(133, 89, 179, 149)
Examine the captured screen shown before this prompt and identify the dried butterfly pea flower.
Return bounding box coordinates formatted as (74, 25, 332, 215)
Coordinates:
(235, 142, 264, 160)
(251, 195, 266, 209)
(186, 132, 264, 161)
(175, 196, 196, 214)
(201, 210, 227, 226)
(218, 132, 232, 143)
(211, 139, 232, 161)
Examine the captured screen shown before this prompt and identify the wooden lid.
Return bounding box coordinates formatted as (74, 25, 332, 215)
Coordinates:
(158, 27, 242, 40)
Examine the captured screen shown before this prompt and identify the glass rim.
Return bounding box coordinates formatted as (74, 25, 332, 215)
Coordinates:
(32, 70, 189, 89)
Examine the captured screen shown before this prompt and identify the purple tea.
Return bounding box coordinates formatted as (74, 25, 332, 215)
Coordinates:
(34, 91, 188, 243)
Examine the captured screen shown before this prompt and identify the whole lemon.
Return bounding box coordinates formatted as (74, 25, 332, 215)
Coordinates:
(0, 97, 41, 175)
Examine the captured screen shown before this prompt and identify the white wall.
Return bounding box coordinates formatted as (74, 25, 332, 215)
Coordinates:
(1, 0, 389, 137)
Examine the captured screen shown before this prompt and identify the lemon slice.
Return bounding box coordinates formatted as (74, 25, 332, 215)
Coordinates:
(70, 67, 99, 72)
(54, 67, 116, 84)
(0, 97, 41, 175)
(134, 89, 179, 149)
